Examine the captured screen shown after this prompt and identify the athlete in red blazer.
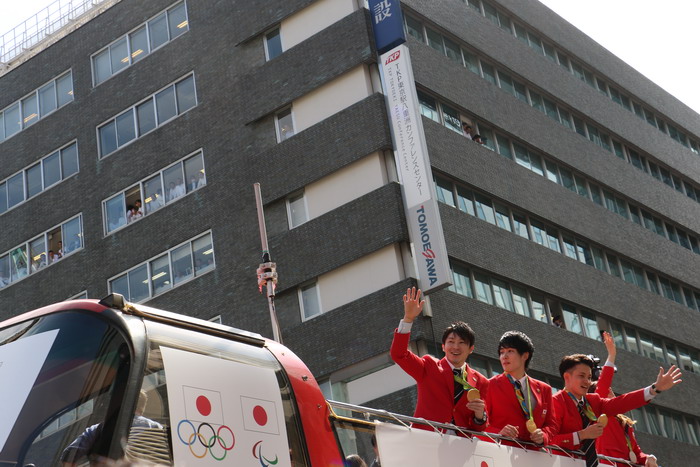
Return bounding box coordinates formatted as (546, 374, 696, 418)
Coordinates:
(591, 333, 658, 466)
(550, 351, 682, 453)
(391, 288, 489, 431)
(484, 331, 555, 446)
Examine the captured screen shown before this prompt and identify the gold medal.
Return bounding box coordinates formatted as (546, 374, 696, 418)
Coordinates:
(467, 388, 481, 401)
(597, 413, 608, 427)
(629, 451, 637, 463)
(526, 419, 537, 433)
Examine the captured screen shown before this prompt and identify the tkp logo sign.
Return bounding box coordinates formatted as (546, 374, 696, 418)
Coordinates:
(384, 50, 400, 64)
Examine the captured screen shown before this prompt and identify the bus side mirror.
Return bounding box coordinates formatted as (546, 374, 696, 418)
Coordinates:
(99, 293, 127, 311)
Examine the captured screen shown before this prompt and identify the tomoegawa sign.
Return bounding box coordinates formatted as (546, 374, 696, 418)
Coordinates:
(370, 0, 451, 293)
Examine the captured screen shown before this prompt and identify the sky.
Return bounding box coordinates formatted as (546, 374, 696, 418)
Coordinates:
(1, 0, 699, 114)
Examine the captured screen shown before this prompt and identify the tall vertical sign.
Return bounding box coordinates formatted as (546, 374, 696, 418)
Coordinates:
(370, 1, 452, 293)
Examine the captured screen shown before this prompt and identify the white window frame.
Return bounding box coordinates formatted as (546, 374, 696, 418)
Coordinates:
(286, 191, 309, 229)
(0, 213, 84, 290)
(101, 148, 205, 236)
(299, 281, 322, 321)
(90, 1, 190, 87)
(263, 26, 283, 61)
(96, 72, 198, 158)
(275, 106, 296, 142)
(107, 230, 215, 303)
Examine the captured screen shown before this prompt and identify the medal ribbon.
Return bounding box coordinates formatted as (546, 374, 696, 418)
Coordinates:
(453, 367, 476, 391)
(622, 424, 634, 452)
(507, 374, 533, 422)
(567, 392, 598, 422)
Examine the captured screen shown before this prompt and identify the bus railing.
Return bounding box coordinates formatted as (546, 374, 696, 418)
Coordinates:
(326, 400, 643, 466)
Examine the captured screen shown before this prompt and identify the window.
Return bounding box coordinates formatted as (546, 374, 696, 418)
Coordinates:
(562, 304, 581, 335)
(527, 32, 544, 55)
(511, 286, 531, 317)
(531, 295, 547, 323)
(287, 192, 308, 228)
(417, 91, 440, 122)
(275, 107, 295, 142)
(473, 273, 493, 305)
(98, 73, 197, 157)
(92, 1, 189, 85)
(494, 204, 512, 231)
(625, 327, 640, 354)
(265, 28, 283, 60)
(529, 91, 544, 112)
(543, 98, 559, 122)
(109, 232, 214, 302)
(435, 176, 456, 206)
(492, 279, 513, 312)
(580, 311, 599, 340)
(496, 135, 513, 159)
(426, 27, 445, 54)
(193, 234, 215, 275)
(443, 36, 462, 64)
(530, 219, 546, 246)
(450, 264, 473, 298)
(482, 1, 499, 25)
(0, 142, 78, 216)
(441, 104, 462, 134)
(463, 50, 479, 74)
(513, 23, 528, 45)
(575, 241, 594, 266)
(481, 62, 497, 85)
(171, 243, 193, 284)
(609, 322, 625, 349)
(545, 227, 561, 253)
(544, 160, 560, 183)
(562, 237, 577, 259)
(404, 15, 424, 43)
(498, 71, 515, 96)
(512, 213, 529, 239)
(0, 71, 73, 144)
(456, 186, 475, 216)
(473, 194, 495, 224)
(103, 150, 205, 234)
(0, 215, 83, 289)
(300, 282, 322, 320)
(155, 86, 177, 124)
(606, 253, 621, 278)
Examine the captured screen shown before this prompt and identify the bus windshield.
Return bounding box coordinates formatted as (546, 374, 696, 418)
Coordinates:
(0, 310, 131, 466)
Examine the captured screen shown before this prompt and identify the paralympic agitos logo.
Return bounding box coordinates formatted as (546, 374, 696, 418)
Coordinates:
(415, 205, 438, 286)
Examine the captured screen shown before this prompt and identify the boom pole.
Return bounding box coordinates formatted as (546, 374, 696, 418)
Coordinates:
(254, 183, 283, 343)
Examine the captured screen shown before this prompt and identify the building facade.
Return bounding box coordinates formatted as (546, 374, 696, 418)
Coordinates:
(0, 0, 698, 462)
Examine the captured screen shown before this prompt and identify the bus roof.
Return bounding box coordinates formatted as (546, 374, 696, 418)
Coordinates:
(0, 295, 265, 347)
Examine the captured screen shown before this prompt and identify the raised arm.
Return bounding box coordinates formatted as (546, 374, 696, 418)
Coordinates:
(595, 332, 616, 396)
(402, 287, 424, 323)
(603, 331, 616, 366)
(391, 288, 428, 381)
(652, 365, 682, 393)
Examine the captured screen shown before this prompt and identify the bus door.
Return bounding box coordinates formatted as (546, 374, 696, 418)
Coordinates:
(0, 309, 138, 466)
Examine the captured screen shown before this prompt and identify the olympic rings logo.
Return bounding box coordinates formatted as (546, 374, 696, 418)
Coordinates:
(177, 419, 235, 460)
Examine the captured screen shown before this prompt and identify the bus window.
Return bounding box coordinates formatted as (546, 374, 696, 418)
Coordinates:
(137, 320, 309, 466)
(1, 310, 132, 466)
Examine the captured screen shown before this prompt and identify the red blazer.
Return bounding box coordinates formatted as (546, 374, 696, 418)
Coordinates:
(550, 384, 648, 450)
(390, 331, 489, 431)
(484, 373, 555, 445)
(595, 366, 650, 465)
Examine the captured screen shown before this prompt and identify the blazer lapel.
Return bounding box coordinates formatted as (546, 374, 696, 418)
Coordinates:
(440, 358, 456, 398)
